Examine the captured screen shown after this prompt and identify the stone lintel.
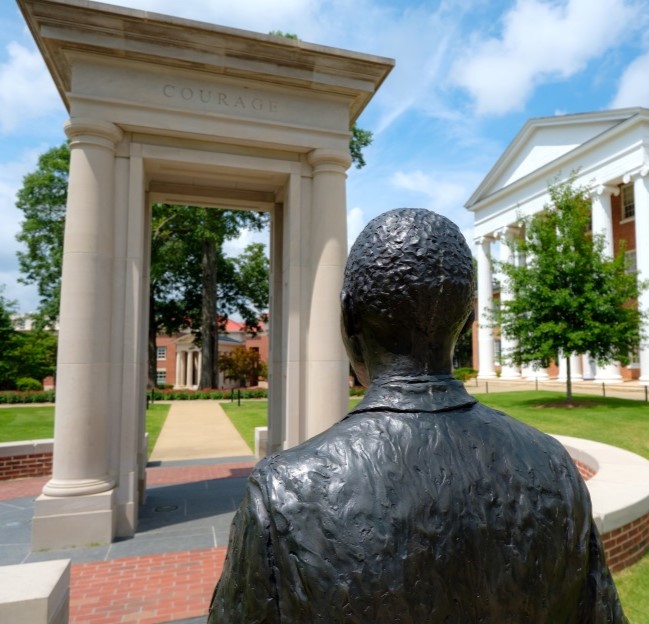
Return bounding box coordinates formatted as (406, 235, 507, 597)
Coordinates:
(18, 0, 394, 122)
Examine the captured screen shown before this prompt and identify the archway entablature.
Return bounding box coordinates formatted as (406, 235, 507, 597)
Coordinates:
(20, 0, 393, 124)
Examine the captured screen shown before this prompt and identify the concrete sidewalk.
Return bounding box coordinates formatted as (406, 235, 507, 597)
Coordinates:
(150, 400, 253, 462)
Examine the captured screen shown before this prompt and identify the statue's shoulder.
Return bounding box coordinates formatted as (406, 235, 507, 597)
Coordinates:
(249, 413, 391, 497)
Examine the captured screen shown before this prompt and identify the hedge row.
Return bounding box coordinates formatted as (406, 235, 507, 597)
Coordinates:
(149, 388, 269, 401)
(1, 372, 474, 404)
(0, 390, 56, 404)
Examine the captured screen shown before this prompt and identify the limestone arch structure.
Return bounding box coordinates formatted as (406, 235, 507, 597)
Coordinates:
(19, 0, 393, 549)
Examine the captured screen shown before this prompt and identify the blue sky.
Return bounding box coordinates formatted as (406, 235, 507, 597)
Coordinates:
(2, 0, 649, 312)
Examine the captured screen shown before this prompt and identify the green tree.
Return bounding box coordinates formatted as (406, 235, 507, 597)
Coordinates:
(220, 346, 263, 387)
(12, 328, 57, 385)
(0, 288, 19, 389)
(148, 204, 268, 388)
(15, 144, 69, 328)
(498, 180, 646, 401)
(15, 143, 269, 389)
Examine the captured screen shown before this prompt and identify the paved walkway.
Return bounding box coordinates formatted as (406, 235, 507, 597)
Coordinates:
(0, 401, 257, 624)
(150, 401, 252, 462)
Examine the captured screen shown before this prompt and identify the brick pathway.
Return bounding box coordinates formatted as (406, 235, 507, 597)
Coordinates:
(0, 461, 255, 623)
(70, 547, 227, 624)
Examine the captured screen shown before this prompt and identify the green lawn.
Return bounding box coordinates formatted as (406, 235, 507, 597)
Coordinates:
(220, 400, 268, 452)
(476, 391, 649, 460)
(0, 404, 171, 458)
(0, 406, 55, 442)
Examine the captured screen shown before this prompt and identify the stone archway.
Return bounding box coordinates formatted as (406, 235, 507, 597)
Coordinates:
(19, 0, 393, 550)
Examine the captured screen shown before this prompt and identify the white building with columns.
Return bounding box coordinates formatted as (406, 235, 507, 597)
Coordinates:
(466, 108, 649, 385)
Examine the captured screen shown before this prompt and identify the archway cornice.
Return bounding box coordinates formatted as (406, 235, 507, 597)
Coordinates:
(18, 0, 394, 123)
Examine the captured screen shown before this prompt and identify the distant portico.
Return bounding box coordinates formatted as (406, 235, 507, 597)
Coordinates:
(466, 109, 649, 385)
(19, 0, 393, 550)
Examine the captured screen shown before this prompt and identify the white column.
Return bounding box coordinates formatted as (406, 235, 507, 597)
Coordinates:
(591, 184, 623, 382)
(305, 148, 351, 439)
(44, 118, 123, 497)
(497, 227, 521, 379)
(632, 169, 649, 383)
(557, 352, 582, 381)
(175, 351, 182, 387)
(32, 118, 122, 551)
(476, 236, 497, 379)
(187, 350, 195, 387)
(581, 354, 596, 380)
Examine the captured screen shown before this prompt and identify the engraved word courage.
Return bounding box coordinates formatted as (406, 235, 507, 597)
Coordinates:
(163, 84, 278, 113)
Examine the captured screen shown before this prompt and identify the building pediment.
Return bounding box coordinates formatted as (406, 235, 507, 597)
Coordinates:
(466, 108, 648, 210)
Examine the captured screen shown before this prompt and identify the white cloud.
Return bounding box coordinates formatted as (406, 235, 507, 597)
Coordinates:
(451, 0, 635, 116)
(222, 227, 269, 259)
(611, 51, 649, 109)
(0, 42, 60, 134)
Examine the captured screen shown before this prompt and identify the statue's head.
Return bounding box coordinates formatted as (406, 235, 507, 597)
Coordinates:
(341, 208, 474, 386)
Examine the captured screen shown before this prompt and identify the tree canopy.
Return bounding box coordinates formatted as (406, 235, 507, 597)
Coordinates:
(0, 288, 56, 390)
(498, 180, 646, 399)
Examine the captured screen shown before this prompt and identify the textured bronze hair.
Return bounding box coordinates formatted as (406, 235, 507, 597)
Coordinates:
(343, 208, 474, 351)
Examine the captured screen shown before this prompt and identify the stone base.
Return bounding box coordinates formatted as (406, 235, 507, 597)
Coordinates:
(255, 426, 269, 459)
(32, 488, 116, 551)
(0, 559, 70, 623)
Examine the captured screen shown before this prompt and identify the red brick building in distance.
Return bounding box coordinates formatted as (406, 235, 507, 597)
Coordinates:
(154, 319, 269, 389)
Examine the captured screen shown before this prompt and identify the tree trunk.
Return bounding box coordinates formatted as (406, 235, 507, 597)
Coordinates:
(199, 238, 218, 389)
(148, 292, 157, 388)
(565, 354, 573, 403)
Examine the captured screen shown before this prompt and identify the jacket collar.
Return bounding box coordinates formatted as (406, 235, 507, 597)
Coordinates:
(348, 375, 477, 416)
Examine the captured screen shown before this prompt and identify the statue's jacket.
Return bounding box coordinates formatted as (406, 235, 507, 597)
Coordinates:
(209, 376, 627, 623)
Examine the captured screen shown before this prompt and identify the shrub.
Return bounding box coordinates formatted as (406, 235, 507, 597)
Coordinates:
(16, 377, 43, 391)
(453, 367, 478, 382)
(0, 389, 55, 404)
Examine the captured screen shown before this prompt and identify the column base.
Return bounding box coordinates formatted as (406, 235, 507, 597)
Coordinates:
(477, 371, 498, 380)
(32, 488, 116, 551)
(500, 368, 521, 380)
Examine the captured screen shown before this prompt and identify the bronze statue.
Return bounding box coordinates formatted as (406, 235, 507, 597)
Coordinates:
(208, 208, 626, 622)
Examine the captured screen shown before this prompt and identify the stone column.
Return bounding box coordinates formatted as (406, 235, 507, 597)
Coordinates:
(476, 236, 497, 379)
(305, 148, 351, 439)
(591, 184, 623, 382)
(175, 351, 182, 387)
(32, 118, 122, 550)
(497, 227, 521, 379)
(631, 169, 649, 383)
(557, 352, 582, 381)
(187, 350, 194, 387)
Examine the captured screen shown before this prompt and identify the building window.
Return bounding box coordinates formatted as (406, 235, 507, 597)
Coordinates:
(494, 339, 502, 364)
(621, 184, 635, 220)
(156, 369, 167, 385)
(625, 250, 637, 274)
(156, 346, 167, 360)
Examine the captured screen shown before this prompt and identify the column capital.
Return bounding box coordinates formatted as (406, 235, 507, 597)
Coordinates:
(622, 165, 649, 184)
(64, 117, 123, 150)
(590, 183, 619, 198)
(307, 148, 352, 173)
(475, 234, 495, 247)
(495, 225, 522, 240)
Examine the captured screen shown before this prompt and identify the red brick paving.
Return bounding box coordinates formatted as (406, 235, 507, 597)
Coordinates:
(69, 547, 227, 624)
(0, 460, 255, 623)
